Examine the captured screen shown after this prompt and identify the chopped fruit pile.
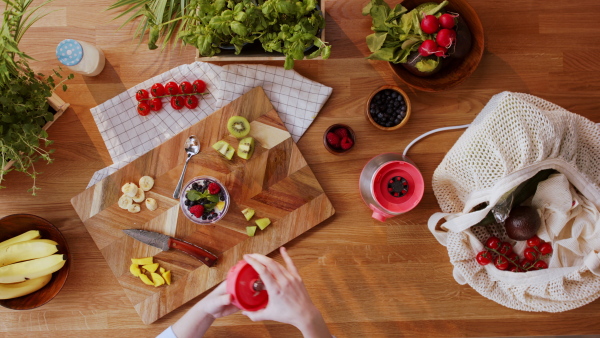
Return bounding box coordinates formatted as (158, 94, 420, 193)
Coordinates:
(184, 178, 227, 222)
(135, 79, 208, 116)
(476, 235, 553, 272)
(369, 89, 407, 128)
(119, 176, 158, 213)
(326, 126, 354, 151)
(130, 256, 171, 287)
(240, 207, 271, 237)
(212, 116, 256, 161)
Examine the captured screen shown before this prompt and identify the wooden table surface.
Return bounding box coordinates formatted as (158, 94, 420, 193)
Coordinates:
(2, 0, 600, 337)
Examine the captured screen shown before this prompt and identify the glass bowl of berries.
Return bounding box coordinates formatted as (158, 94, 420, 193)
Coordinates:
(366, 85, 411, 131)
(323, 124, 356, 155)
(180, 176, 230, 224)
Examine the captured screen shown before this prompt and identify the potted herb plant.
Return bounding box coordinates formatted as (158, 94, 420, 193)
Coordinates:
(0, 0, 72, 194)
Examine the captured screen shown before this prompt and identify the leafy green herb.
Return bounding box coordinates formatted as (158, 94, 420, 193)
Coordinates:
(186, 189, 204, 201)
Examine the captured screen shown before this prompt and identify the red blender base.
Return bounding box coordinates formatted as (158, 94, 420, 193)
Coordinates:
(372, 160, 424, 214)
(226, 260, 268, 311)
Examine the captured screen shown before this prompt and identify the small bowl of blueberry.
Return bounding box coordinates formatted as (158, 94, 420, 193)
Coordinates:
(180, 176, 230, 224)
(366, 85, 411, 131)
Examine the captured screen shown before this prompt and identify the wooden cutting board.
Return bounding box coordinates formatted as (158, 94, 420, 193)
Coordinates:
(70, 87, 335, 324)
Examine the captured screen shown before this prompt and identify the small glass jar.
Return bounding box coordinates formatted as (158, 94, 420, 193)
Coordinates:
(56, 39, 105, 76)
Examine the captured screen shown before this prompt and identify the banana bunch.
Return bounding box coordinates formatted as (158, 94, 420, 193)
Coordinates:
(0, 230, 67, 300)
(119, 176, 158, 213)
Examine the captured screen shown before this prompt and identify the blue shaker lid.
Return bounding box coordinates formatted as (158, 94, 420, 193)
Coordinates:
(56, 39, 83, 66)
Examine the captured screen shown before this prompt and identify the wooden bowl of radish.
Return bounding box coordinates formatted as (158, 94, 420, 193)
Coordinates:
(386, 0, 484, 92)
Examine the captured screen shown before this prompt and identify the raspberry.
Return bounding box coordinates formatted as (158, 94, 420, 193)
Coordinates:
(333, 127, 349, 139)
(189, 204, 204, 218)
(326, 132, 340, 148)
(340, 136, 354, 150)
(208, 182, 221, 195)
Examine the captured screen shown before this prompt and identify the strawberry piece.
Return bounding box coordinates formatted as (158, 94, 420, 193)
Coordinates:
(326, 132, 340, 148)
(333, 127, 349, 139)
(340, 137, 354, 150)
(208, 182, 221, 194)
(189, 205, 204, 218)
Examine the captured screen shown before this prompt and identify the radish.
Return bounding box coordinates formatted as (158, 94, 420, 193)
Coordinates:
(435, 46, 448, 57)
(439, 13, 456, 29)
(420, 15, 440, 34)
(436, 28, 456, 48)
(418, 39, 438, 56)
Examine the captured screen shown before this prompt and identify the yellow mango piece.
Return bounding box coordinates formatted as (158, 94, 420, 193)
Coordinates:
(129, 263, 141, 277)
(131, 257, 153, 265)
(162, 270, 171, 285)
(151, 272, 165, 287)
(143, 263, 159, 273)
(159, 267, 166, 274)
(139, 274, 154, 286)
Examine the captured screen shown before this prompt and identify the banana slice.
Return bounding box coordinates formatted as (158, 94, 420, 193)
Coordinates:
(122, 182, 139, 198)
(139, 176, 155, 191)
(118, 195, 133, 209)
(132, 188, 145, 203)
(145, 198, 158, 211)
(128, 204, 141, 213)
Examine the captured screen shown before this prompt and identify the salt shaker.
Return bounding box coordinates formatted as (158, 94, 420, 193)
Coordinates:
(56, 39, 105, 77)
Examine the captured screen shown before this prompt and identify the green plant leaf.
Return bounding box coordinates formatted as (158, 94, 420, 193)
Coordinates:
(366, 32, 387, 53)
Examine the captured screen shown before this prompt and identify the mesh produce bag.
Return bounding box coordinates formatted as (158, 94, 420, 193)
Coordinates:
(427, 91, 600, 312)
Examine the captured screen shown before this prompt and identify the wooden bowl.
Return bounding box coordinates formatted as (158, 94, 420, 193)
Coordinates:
(0, 214, 71, 310)
(323, 124, 356, 155)
(365, 85, 412, 131)
(388, 0, 484, 92)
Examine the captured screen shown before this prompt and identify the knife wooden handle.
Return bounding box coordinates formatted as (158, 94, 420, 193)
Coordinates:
(168, 238, 218, 267)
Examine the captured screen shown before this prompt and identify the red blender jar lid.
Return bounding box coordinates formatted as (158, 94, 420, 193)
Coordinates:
(372, 160, 424, 214)
(226, 260, 268, 311)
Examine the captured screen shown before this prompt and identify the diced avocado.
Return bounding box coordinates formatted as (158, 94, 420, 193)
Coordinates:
(255, 217, 271, 230)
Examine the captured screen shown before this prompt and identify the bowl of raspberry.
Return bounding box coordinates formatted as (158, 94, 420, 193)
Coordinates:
(180, 176, 230, 224)
(366, 85, 411, 131)
(323, 124, 356, 155)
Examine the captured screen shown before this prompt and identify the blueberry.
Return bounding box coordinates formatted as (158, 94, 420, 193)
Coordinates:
(400, 112, 406, 118)
(184, 199, 190, 206)
(220, 194, 225, 201)
(386, 122, 393, 127)
(391, 91, 398, 98)
(192, 183, 199, 190)
(377, 113, 383, 119)
(202, 215, 207, 220)
(394, 118, 401, 124)
(386, 108, 392, 114)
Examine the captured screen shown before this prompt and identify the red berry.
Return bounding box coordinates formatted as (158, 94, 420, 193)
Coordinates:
(494, 256, 509, 270)
(333, 127, 349, 139)
(524, 247, 538, 261)
(476, 251, 493, 265)
(498, 242, 513, 255)
(189, 205, 204, 218)
(534, 260, 548, 270)
(326, 132, 340, 148)
(539, 242, 553, 255)
(340, 137, 354, 150)
(485, 236, 501, 250)
(527, 235, 542, 248)
(208, 182, 221, 195)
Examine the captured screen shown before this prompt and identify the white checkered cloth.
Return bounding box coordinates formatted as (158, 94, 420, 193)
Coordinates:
(87, 62, 332, 188)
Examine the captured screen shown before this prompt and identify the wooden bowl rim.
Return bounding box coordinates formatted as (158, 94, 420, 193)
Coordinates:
(365, 85, 412, 131)
(323, 123, 356, 155)
(0, 213, 71, 310)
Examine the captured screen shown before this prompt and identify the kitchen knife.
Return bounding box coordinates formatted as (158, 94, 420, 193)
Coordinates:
(123, 229, 218, 267)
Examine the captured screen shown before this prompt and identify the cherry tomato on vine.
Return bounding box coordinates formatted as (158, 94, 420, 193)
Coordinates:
(180, 81, 193, 94)
(192, 79, 206, 94)
(494, 256, 509, 270)
(521, 259, 534, 270)
(165, 81, 180, 95)
(507, 252, 519, 264)
(534, 260, 548, 270)
(539, 242, 553, 255)
(485, 236, 501, 250)
(151, 83, 165, 97)
(476, 251, 493, 265)
(171, 96, 185, 110)
(184, 95, 198, 109)
(524, 247, 538, 261)
(136, 89, 149, 101)
(509, 265, 522, 272)
(149, 98, 162, 111)
(137, 102, 151, 116)
(498, 242, 513, 255)
(527, 235, 542, 248)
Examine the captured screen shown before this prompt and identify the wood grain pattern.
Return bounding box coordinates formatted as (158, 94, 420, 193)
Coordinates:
(70, 87, 335, 324)
(2, 0, 600, 336)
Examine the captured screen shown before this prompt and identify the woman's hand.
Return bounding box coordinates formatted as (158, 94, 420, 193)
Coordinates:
(198, 281, 239, 319)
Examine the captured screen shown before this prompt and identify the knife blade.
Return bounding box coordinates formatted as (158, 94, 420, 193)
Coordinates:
(123, 229, 218, 267)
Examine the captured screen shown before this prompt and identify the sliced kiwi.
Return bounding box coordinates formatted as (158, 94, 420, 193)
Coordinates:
(227, 116, 250, 139)
(237, 137, 255, 160)
(212, 140, 235, 160)
(241, 207, 255, 221)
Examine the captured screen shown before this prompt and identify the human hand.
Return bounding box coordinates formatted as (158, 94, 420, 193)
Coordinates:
(242, 247, 331, 337)
(198, 281, 239, 319)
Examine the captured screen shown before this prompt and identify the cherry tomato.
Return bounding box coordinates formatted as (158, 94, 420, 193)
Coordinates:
(180, 81, 193, 94)
(136, 89, 149, 101)
(137, 102, 151, 116)
(524, 247, 538, 261)
(539, 242, 553, 255)
(485, 236, 501, 250)
(151, 83, 165, 97)
(184, 95, 198, 109)
(509, 265, 523, 272)
(534, 260, 548, 270)
(527, 235, 542, 248)
(149, 98, 162, 111)
(521, 259, 534, 270)
(171, 96, 185, 110)
(494, 256, 509, 270)
(192, 79, 207, 94)
(476, 251, 493, 265)
(507, 252, 519, 264)
(165, 81, 180, 95)
(498, 242, 513, 255)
